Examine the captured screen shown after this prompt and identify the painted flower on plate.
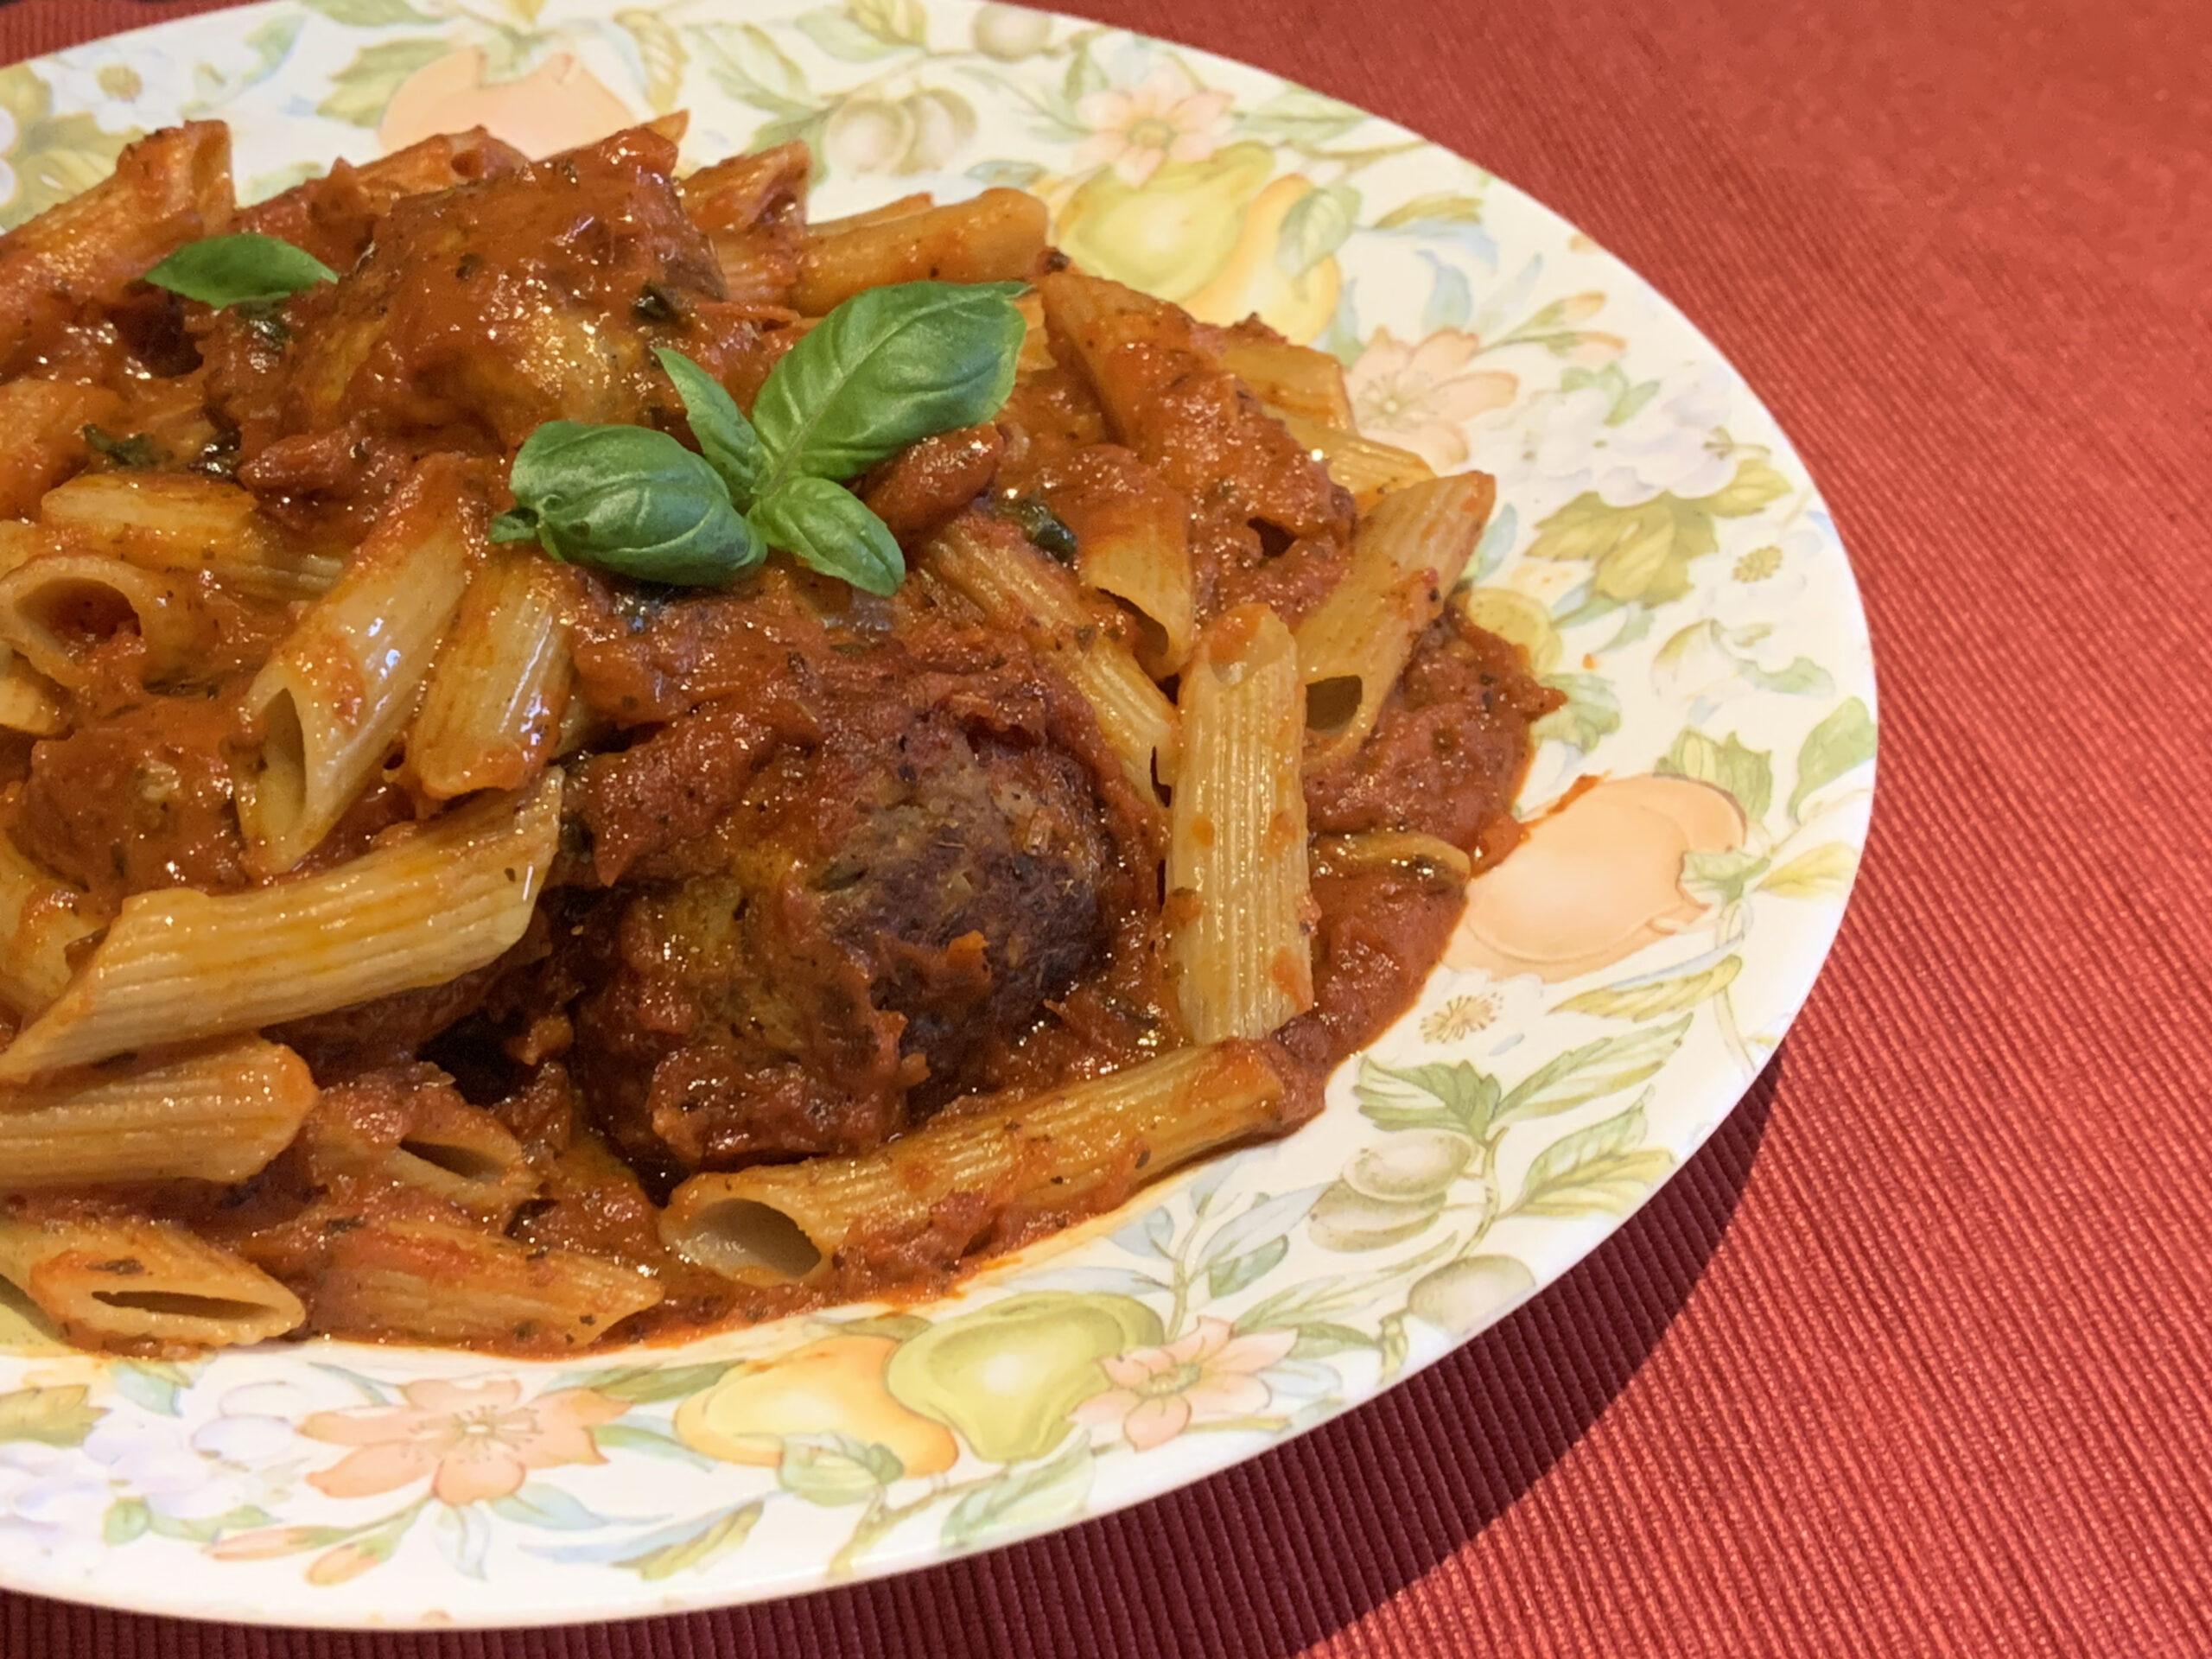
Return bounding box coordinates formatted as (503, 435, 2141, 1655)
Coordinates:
(1347, 327, 1518, 472)
(302, 1379, 626, 1506)
(1491, 362, 1738, 508)
(1073, 1318, 1296, 1450)
(1075, 60, 1233, 188)
(1419, 969, 1545, 1051)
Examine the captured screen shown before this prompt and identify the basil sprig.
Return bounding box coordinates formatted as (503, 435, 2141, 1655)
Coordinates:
(495, 280, 1026, 594)
(143, 233, 336, 308)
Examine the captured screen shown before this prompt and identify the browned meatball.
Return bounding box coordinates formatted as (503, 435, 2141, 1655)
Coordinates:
(560, 614, 1154, 1185)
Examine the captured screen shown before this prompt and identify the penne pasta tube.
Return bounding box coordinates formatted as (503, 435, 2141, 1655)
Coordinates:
(307, 1096, 537, 1223)
(925, 514, 1179, 791)
(0, 836, 105, 1015)
(311, 1217, 663, 1351)
(1219, 335, 1356, 426)
(0, 122, 232, 372)
(1276, 411, 1435, 504)
(409, 544, 571, 800)
(1065, 462, 1196, 677)
(0, 1213, 302, 1350)
(0, 381, 124, 518)
(1310, 830, 1472, 885)
(794, 188, 1048, 315)
(1168, 606, 1315, 1042)
(1294, 471, 1495, 765)
(679, 141, 810, 309)
(664, 1040, 1292, 1287)
(804, 192, 931, 238)
(234, 460, 480, 874)
(0, 1038, 315, 1188)
(0, 772, 561, 1081)
(0, 649, 63, 738)
(37, 473, 341, 600)
(0, 553, 211, 687)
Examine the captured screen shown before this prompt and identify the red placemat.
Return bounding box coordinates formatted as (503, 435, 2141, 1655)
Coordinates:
(3, 0, 2209, 1652)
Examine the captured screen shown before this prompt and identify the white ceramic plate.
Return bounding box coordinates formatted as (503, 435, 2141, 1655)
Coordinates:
(0, 0, 1874, 1627)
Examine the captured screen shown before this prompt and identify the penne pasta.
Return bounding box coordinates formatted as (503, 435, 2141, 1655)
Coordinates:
(234, 460, 480, 874)
(1060, 459, 1196, 677)
(1219, 334, 1357, 427)
(0, 1213, 302, 1350)
(664, 1040, 1292, 1287)
(0, 772, 562, 1081)
(409, 544, 571, 800)
(0, 649, 63, 738)
(0, 122, 232, 372)
(1310, 830, 1473, 885)
(0, 553, 210, 687)
(1168, 606, 1315, 1041)
(1275, 410, 1436, 504)
(0, 836, 105, 1015)
(0, 1038, 315, 1188)
(311, 1217, 663, 1351)
(679, 140, 810, 308)
(1294, 471, 1496, 764)
(0, 380, 123, 518)
(804, 192, 931, 238)
(36, 473, 342, 600)
(794, 188, 1048, 315)
(925, 513, 1179, 791)
(306, 1096, 537, 1224)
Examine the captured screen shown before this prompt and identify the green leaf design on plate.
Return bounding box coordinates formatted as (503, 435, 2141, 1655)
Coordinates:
(940, 1436, 1094, 1552)
(1512, 1096, 1676, 1218)
(1760, 842, 1859, 899)
(302, 0, 439, 23)
(317, 38, 452, 126)
(1698, 456, 1792, 518)
(0, 1384, 103, 1446)
(1680, 848, 1770, 907)
(568, 1361, 736, 1404)
(1238, 86, 1367, 146)
(1355, 1058, 1502, 1138)
(1374, 191, 1485, 231)
(1559, 956, 1743, 1020)
(613, 1502, 764, 1580)
(1526, 492, 1719, 607)
(795, 7, 906, 61)
(1532, 671, 1621, 753)
(1274, 182, 1359, 276)
(1660, 727, 1775, 822)
(1493, 1016, 1691, 1128)
(615, 9, 688, 112)
(850, 0, 929, 47)
(1789, 695, 1876, 821)
(779, 1433, 903, 1505)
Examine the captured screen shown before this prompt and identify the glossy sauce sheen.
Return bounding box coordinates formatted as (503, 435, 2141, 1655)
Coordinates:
(0, 125, 1557, 1352)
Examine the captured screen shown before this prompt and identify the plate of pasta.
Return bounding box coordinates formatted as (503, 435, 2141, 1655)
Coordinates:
(0, 0, 1874, 1629)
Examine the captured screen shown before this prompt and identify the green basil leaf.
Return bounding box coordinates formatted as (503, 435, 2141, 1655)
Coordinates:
(747, 477, 904, 596)
(508, 421, 764, 586)
(654, 347, 764, 508)
(142, 233, 337, 308)
(752, 281, 1025, 488)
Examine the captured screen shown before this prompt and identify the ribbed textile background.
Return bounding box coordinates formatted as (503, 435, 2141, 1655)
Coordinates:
(2, 0, 2209, 1652)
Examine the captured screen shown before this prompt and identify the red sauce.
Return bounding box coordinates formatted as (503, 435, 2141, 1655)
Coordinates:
(0, 121, 1559, 1356)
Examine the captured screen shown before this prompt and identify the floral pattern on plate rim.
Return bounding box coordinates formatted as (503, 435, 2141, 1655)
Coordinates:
(0, 0, 1876, 1628)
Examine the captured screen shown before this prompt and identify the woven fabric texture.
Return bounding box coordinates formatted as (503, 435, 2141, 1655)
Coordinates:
(0, 0, 2207, 1652)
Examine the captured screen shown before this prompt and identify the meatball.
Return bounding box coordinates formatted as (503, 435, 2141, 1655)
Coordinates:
(561, 615, 1155, 1183)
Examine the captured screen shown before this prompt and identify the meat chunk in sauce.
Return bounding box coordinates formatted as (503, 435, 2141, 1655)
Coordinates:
(560, 598, 1160, 1184)
(206, 127, 764, 529)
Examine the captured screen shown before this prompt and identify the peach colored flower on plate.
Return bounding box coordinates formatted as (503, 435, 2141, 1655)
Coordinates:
(302, 1378, 625, 1508)
(1075, 62, 1234, 189)
(1348, 327, 1518, 471)
(1074, 1317, 1296, 1450)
